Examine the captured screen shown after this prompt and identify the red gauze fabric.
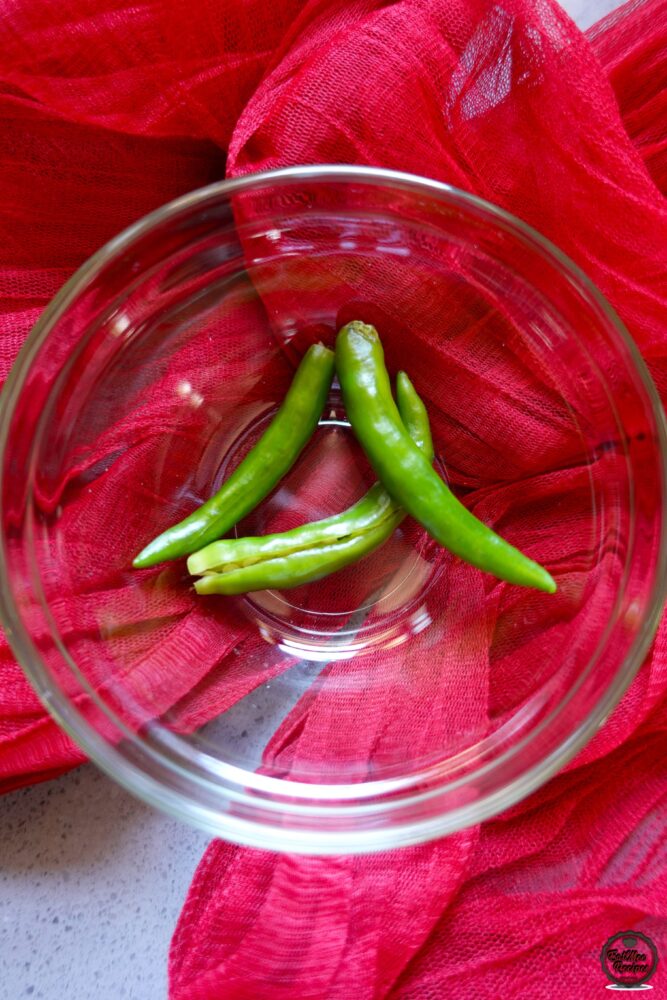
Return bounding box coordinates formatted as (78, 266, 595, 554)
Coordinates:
(0, 1, 302, 790)
(0, 0, 666, 997)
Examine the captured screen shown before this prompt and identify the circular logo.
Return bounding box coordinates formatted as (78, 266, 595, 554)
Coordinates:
(601, 931, 658, 988)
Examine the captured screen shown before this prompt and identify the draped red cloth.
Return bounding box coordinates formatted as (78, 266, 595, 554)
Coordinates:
(1, 0, 667, 996)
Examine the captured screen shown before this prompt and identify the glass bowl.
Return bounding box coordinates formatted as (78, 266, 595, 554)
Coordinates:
(1, 165, 665, 854)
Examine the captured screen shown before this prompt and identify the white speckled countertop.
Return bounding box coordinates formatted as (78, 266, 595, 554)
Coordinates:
(0, 2, 623, 997)
(1, 769, 208, 999)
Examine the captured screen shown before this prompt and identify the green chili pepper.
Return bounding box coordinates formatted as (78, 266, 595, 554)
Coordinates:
(335, 321, 556, 594)
(133, 343, 335, 568)
(188, 372, 433, 594)
(193, 518, 401, 595)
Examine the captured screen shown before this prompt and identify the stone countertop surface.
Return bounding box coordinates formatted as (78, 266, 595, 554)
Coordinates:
(0, 1, 626, 997)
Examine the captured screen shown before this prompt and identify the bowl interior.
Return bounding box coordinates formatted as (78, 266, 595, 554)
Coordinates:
(2, 170, 664, 830)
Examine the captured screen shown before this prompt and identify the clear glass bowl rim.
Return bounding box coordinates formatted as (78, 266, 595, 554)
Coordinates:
(1, 164, 666, 854)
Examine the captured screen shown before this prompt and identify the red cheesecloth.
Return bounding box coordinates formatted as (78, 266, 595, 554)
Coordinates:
(1, 0, 666, 996)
